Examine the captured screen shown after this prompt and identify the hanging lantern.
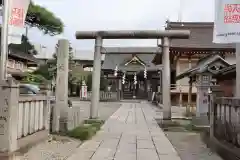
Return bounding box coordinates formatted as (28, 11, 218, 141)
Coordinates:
(114, 65, 118, 77)
(144, 67, 147, 79)
(134, 73, 137, 85)
(122, 72, 126, 84)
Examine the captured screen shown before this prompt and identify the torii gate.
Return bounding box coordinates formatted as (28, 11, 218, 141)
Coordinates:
(75, 30, 190, 120)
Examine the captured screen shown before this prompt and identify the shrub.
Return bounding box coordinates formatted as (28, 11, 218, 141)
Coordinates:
(67, 119, 104, 141)
(67, 125, 94, 140)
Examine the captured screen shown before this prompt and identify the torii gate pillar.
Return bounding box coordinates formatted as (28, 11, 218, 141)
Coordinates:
(162, 37, 171, 120)
(91, 36, 103, 118)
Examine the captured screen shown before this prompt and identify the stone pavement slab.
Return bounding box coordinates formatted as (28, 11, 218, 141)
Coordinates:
(67, 102, 181, 160)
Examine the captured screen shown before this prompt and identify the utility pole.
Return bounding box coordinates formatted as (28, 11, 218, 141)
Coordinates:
(25, 26, 28, 54)
(0, 0, 9, 80)
(178, 0, 183, 22)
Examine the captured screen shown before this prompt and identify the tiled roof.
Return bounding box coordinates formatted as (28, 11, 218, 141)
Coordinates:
(8, 48, 38, 63)
(176, 54, 231, 80)
(214, 64, 236, 77)
(102, 54, 158, 71)
(0, 46, 38, 63)
(166, 21, 235, 50)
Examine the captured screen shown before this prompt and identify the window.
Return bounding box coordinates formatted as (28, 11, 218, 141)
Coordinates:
(15, 62, 21, 69)
(202, 75, 209, 82)
(15, 61, 24, 70)
(7, 59, 15, 68)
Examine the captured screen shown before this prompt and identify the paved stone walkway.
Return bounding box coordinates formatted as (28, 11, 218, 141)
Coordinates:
(68, 102, 181, 160)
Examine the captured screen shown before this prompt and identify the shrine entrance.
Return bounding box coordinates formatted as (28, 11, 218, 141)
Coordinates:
(122, 73, 148, 99)
(101, 51, 161, 100)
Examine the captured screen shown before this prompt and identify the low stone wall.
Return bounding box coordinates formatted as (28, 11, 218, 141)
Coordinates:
(66, 106, 82, 131)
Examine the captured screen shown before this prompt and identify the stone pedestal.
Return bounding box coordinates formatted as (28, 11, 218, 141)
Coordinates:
(53, 39, 69, 132)
(0, 78, 19, 152)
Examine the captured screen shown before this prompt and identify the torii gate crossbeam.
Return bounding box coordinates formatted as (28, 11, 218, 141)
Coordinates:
(75, 30, 190, 120)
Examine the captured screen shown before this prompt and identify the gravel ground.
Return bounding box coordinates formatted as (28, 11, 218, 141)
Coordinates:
(165, 131, 223, 160)
(19, 136, 81, 160)
(15, 101, 121, 160)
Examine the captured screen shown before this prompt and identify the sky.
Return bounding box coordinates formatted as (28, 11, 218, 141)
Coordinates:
(29, 0, 215, 57)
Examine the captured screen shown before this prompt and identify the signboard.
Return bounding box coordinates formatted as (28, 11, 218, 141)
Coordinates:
(213, 0, 240, 43)
(0, 0, 30, 44)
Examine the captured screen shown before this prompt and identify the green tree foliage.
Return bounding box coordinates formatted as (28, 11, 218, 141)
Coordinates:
(22, 72, 49, 84)
(33, 44, 75, 82)
(0, 0, 64, 57)
(33, 63, 54, 80)
(0, 1, 63, 35)
(26, 1, 63, 35)
(86, 72, 107, 91)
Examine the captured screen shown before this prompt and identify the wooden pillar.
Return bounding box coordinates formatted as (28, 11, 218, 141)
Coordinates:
(187, 77, 193, 115)
(186, 56, 192, 114)
(179, 85, 183, 107)
(188, 56, 192, 68)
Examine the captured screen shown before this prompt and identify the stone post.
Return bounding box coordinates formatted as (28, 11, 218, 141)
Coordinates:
(162, 37, 171, 120)
(147, 79, 151, 101)
(91, 36, 103, 119)
(0, 78, 19, 152)
(53, 39, 69, 132)
(118, 79, 122, 100)
(194, 74, 211, 126)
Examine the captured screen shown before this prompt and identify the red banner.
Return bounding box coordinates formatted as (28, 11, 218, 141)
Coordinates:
(9, 0, 30, 27)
